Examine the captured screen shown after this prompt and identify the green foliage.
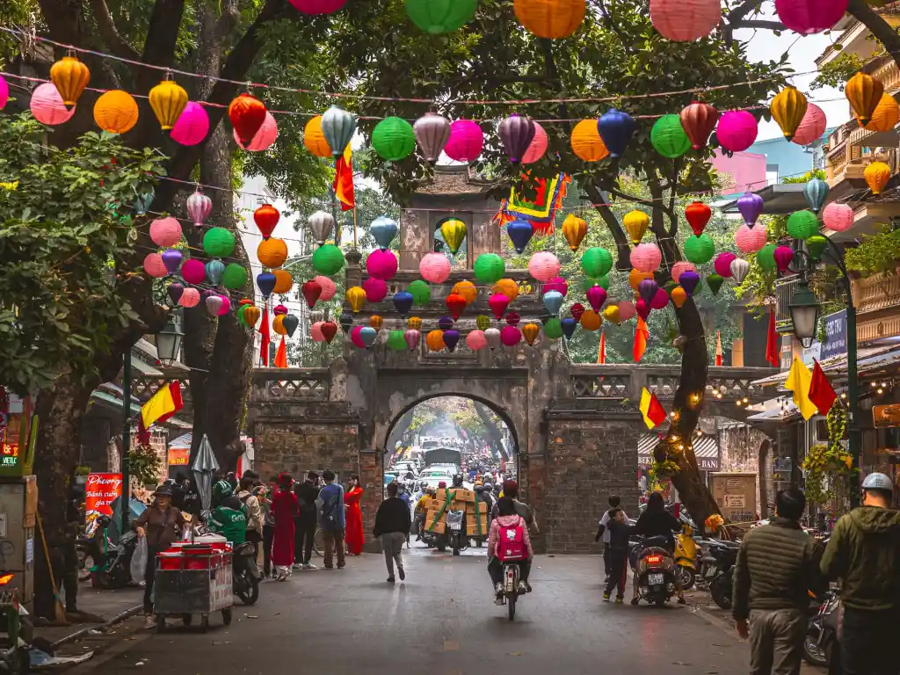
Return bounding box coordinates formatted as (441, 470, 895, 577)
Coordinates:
(845, 227, 900, 275)
(0, 114, 163, 394)
(811, 51, 868, 90)
(130, 442, 164, 487)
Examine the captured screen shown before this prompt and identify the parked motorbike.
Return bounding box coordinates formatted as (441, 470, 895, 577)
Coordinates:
(232, 541, 260, 605)
(76, 515, 138, 589)
(0, 574, 32, 674)
(803, 590, 840, 668)
(674, 523, 698, 590)
(630, 536, 677, 606)
(496, 562, 525, 621)
(702, 539, 740, 610)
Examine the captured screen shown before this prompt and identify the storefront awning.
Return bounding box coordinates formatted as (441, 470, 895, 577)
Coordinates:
(637, 433, 719, 470)
(752, 344, 900, 388)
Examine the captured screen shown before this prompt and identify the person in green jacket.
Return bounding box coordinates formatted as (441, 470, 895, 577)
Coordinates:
(209, 495, 248, 545)
(821, 472, 900, 675)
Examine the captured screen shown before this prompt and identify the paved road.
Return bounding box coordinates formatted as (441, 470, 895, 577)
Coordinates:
(77, 548, 751, 675)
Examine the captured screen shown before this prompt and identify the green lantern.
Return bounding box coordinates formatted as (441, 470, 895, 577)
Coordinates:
(203, 227, 236, 258)
(651, 114, 691, 159)
(706, 273, 724, 295)
(806, 234, 827, 261)
(405, 0, 478, 33)
(387, 329, 407, 351)
(407, 279, 431, 305)
(581, 247, 613, 277)
(473, 253, 505, 284)
(312, 244, 345, 275)
(476, 314, 491, 331)
(787, 210, 820, 240)
(371, 117, 416, 161)
(543, 317, 563, 339)
(237, 304, 248, 325)
(683, 234, 715, 264)
(222, 263, 247, 290)
(757, 243, 777, 272)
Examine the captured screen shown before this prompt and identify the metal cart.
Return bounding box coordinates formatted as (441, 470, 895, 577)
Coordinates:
(153, 548, 233, 632)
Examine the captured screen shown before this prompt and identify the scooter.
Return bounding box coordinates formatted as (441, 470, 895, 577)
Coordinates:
(232, 541, 260, 605)
(0, 574, 32, 674)
(703, 539, 740, 610)
(631, 536, 677, 606)
(674, 523, 697, 590)
(76, 515, 138, 589)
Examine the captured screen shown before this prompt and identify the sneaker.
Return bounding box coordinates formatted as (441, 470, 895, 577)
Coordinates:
(303, 563, 317, 570)
(603, 592, 611, 601)
(495, 582, 504, 595)
(387, 576, 395, 583)
(525, 581, 532, 593)
(292, 563, 303, 570)
(494, 595, 504, 606)
(398, 566, 405, 581)
(144, 615, 155, 629)
(615, 597, 624, 604)
(517, 581, 528, 594)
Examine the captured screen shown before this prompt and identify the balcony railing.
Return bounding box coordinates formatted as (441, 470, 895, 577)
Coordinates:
(852, 272, 900, 316)
(775, 274, 801, 333)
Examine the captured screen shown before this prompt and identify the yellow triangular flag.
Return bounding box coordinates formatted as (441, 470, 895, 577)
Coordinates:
(784, 357, 817, 421)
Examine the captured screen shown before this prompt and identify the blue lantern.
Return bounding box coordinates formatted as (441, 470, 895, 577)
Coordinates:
(257, 272, 276, 299)
(598, 109, 636, 158)
(205, 260, 225, 285)
(803, 178, 829, 214)
(507, 219, 534, 254)
(392, 291, 414, 317)
(371, 216, 399, 250)
(561, 317, 578, 340)
(543, 290, 564, 316)
(438, 316, 454, 331)
(360, 326, 377, 348)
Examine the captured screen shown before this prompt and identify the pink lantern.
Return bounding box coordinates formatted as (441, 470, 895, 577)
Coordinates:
(714, 251, 737, 278)
(636, 298, 651, 321)
(362, 277, 388, 303)
(528, 252, 561, 282)
(630, 243, 662, 273)
(501, 326, 522, 347)
(178, 287, 200, 308)
(823, 202, 853, 232)
(0, 75, 8, 110)
(586, 286, 607, 312)
(182, 259, 206, 285)
(735, 224, 767, 253)
(288, 0, 346, 13)
(234, 111, 277, 151)
(650, 288, 669, 310)
(522, 122, 548, 164)
(143, 253, 167, 279)
(171, 102, 210, 146)
(466, 330, 488, 351)
(444, 120, 484, 163)
(366, 249, 398, 280)
(775, 0, 847, 35)
(217, 295, 231, 316)
(311, 321, 325, 342)
(716, 110, 758, 153)
(405, 329, 421, 351)
(30, 83, 75, 126)
(671, 261, 697, 284)
(544, 276, 568, 297)
(774, 245, 795, 272)
(350, 325, 365, 348)
(313, 275, 337, 301)
(419, 252, 451, 284)
(150, 217, 183, 247)
(618, 300, 636, 321)
(650, 0, 720, 41)
(792, 104, 826, 146)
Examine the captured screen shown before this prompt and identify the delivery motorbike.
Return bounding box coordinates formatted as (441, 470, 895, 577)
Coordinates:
(232, 541, 260, 605)
(444, 510, 467, 556)
(631, 536, 677, 606)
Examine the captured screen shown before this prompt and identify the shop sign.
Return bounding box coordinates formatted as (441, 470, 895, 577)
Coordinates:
(873, 403, 900, 428)
(85, 473, 122, 522)
(698, 456, 720, 471)
(821, 310, 847, 360)
(168, 447, 189, 466)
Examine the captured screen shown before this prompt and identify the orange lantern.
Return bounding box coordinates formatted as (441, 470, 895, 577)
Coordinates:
(865, 161, 891, 195)
(580, 310, 602, 331)
(671, 286, 688, 308)
(407, 317, 422, 330)
(522, 322, 541, 346)
(629, 269, 653, 290)
(257, 238, 288, 269)
(562, 214, 587, 251)
(50, 54, 90, 107)
(243, 305, 261, 327)
(863, 93, 900, 132)
(228, 93, 267, 146)
(272, 269, 293, 294)
(514, 0, 586, 39)
(93, 90, 139, 134)
(304, 115, 332, 158)
(846, 72, 884, 127)
(570, 119, 609, 162)
(426, 329, 445, 352)
(492, 278, 519, 302)
(452, 280, 478, 304)
(273, 315, 288, 336)
(148, 77, 189, 131)
(370, 315, 384, 330)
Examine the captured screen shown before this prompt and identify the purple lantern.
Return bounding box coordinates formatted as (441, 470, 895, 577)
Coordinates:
(205, 294, 223, 316)
(737, 192, 764, 228)
(638, 278, 659, 305)
(438, 316, 455, 331)
(679, 270, 701, 296)
(443, 329, 460, 352)
(586, 285, 607, 311)
(161, 248, 183, 275)
(498, 114, 536, 164)
(167, 282, 185, 304)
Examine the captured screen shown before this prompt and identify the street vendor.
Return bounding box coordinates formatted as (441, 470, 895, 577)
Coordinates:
(209, 495, 248, 545)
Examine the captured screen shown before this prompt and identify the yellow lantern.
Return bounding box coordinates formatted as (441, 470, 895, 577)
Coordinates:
(603, 305, 621, 325)
(570, 119, 609, 162)
(93, 90, 139, 134)
(770, 86, 808, 141)
(370, 315, 383, 330)
(407, 316, 422, 330)
(304, 115, 332, 158)
(865, 161, 891, 195)
(862, 93, 899, 132)
(623, 210, 650, 245)
(50, 54, 90, 108)
(148, 77, 189, 131)
(257, 238, 288, 269)
(522, 322, 541, 345)
(562, 214, 587, 252)
(492, 278, 519, 302)
(439, 218, 467, 256)
(272, 269, 293, 294)
(846, 72, 884, 127)
(671, 286, 688, 308)
(426, 329, 445, 352)
(452, 280, 478, 304)
(580, 310, 602, 331)
(629, 269, 653, 290)
(273, 315, 288, 336)
(346, 286, 367, 312)
(513, 0, 586, 39)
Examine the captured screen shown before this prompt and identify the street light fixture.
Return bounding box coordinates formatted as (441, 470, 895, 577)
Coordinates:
(788, 281, 822, 349)
(156, 314, 184, 365)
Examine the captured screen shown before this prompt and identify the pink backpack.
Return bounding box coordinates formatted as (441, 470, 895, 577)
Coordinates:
(496, 518, 527, 562)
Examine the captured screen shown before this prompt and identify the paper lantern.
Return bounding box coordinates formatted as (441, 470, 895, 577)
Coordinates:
(370, 216, 398, 250)
(404, 329, 421, 351)
(631, 243, 662, 273)
(513, 0, 585, 38)
(171, 102, 209, 146)
(528, 252, 561, 282)
(420, 252, 451, 284)
(201, 227, 234, 259)
(650, 114, 690, 158)
(346, 286, 367, 313)
(304, 116, 332, 157)
(206, 295, 223, 317)
(312, 244, 345, 275)
(544, 277, 568, 297)
(506, 312, 522, 327)
(670, 286, 687, 308)
(542, 291, 563, 316)
(93, 90, 138, 134)
(737, 192, 764, 228)
(359, 326, 377, 349)
(178, 287, 200, 309)
(474, 254, 506, 284)
(638, 279, 659, 306)
(515, 323, 536, 346)
(453, 280, 478, 305)
(684, 234, 715, 264)
(570, 119, 609, 162)
(493, 279, 519, 302)
(501, 326, 522, 347)
(863, 93, 900, 132)
(258, 238, 288, 269)
(414, 112, 451, 163)
(405, 0, 477, 32)
(865, 161, 891, 195)
(649, 288, 669, 310)
(393, 291, 414, 317)
(150, 217, 182, 247)
(650, 0, 720, 41)
(804, 178, 829, 214)
(181, 259, 206, 285)
(446, 293, 467, 321)
(148, 78, 188, 131)
(498, 114, 536, 164)
(466, 330, 487, 351)
(386, 329, 407, 352)
(439, 218, 467, 255)
(445, 120, 484, 163)
(167, 282, 185, 305)
(369, 315, 384, 331)
(770, 87, 808, 141)
(222, 263, 247, 290)
(629, 269, 653, 291)
(714, 252, 737, 278)
(543, 318, 563, 340)
(320, 321, 337, 343)
(162, 254, 182, 279)
(636, 298, 652, 321)
(586, 286, 607, 312)
(30, 83, 75, 126)
(583, 276, 607, 292)
(522, 122, 548, 164)
(289, 0, 346, 14)
(577, 310, 599, 331)
(507, 219, 534, 254)
(235, 112, 277, 151)
(50, 55, 90, 107)
(408, 317, 423, 331)
(787, 210, 819, 240)
(350, 326, 365, 349)
(806, 235, 828, 261)
(562, 318, 579, 340)
(408, 280, 431, 305)
(308, 211, 335, 246)
(823, 202, 853, 232)
(426, 329, 445, 352)
(490, 293, 511, 319)
(301, 280, 322, 309)
(366, 249, 398, 280)
(684, 201, 711, 237)
(187, 189, 212, 227)
(228, 93, 267, 146)
(243, 305, 260, 327)
(372, 116, 416, 161)
(438, 316, 456, 333)
(671, 261, 697, 284)
(571, 305, 586, 323)
(730, 258, 751, 284)
(603, 306, 621, 325)
(705, 274, 724, 296)
(717, 110, 758, 153)
(618, 300, 636, 322)
(757, 244, 777, 273)
(0, 74, 8, 110)
(734, 224, 765, 254)
(272, 269, 292, 294)
(310, 321, 326, 342)
(561, 214, 587, 252)
(775, 0, 848, 35)
(623, 211, 650, 245)
(272, 315, 287, 337)
(680, 101, 719, 150)
(363, 277, 388, 303)
(790, 103, 827, 147)
(337, 313, 352, 334)
(257, 272, 277, 299)
(143, 253, 167, 279)
(321, 106, 356, 158)
(774, 245, 795, 272)
(582, 247, 613, 277)
(307, 276, 334, 302)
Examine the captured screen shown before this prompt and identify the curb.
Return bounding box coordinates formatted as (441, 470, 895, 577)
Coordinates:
(50, 605, 143, 649)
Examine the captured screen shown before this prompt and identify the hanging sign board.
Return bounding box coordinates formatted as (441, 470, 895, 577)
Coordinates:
(873, 404, 900, 429)
(85, 473, 122, 524)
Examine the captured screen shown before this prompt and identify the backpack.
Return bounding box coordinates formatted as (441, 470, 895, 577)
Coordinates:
(496, 518, 527, 562)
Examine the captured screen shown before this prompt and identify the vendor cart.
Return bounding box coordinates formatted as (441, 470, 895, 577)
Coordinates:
(153, 545, 233, 632)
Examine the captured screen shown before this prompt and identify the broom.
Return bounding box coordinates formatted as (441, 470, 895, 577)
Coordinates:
(36, 512, 68, 625)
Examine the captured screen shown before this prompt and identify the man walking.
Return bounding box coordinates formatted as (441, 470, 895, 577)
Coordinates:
(821, 472, 900, 675)
(318, 470, 346, 570)
(733, 489, 824, 675)
(294, 471, 320, 570)
(373, 482, 411, 583)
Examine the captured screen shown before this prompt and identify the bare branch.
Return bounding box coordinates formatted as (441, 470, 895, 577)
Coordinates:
(583, 182, 633, 271)
(734, 19, 787, 30)
(140, 0, 188, 68)
(88, 0, 140, 60)
(608, 187, 656, 208)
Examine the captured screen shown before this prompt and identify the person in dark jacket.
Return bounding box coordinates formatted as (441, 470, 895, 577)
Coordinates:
(630, 492, 684, 604)
(294, 471, 320, 570)
(821, 472, 900, 675)
(373, 482, 411, 583)
(733, 489, 824, 675)
(603, 508, 630, 603)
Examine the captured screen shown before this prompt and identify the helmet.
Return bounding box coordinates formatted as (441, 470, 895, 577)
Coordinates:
(861, 472, 894, 492)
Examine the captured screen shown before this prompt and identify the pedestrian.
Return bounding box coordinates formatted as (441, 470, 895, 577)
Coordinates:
(237, 471, 264, 557)
(732, 489, 825, 675)
(271, 473, 299, 581)
(318, 470, 346, 569)
(373, 481, 411, 583)
(821, 472, 900, 675)
(294, 471, 320, 570)
(259, 480, 276, 578)
(595, 495, 625, 580)
(601, 508, 629, 603)
(134, 485, 186, 628)
(345, 474, 365, 556)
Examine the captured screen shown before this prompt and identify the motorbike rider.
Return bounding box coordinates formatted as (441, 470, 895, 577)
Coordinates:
(490, 480, 537, 532)
(209, 494, 248, 544)
(487, 496, 534, 604)
(630, 492, 685, 605)
(212, 474, 234, 509)
(414, 487, 435, 541)
(821, 472, 900, 675)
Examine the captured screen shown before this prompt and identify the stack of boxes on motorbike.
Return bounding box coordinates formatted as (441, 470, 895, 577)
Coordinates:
(423, 487, 488, 537)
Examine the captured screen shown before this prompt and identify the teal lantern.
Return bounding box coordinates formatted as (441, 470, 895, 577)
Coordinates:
(804, 178, 829, 213)
(683, 234, 715, 264)
(205, 260, 226, 285)
(543, 317, 563, 339)
(473, 253, 506, 284)
(651, 114, 691, 159)
(371, 117, 416, 161)
(387, 329, 408, 351)
(787, 210, 820, 240)
(203, 227, 236, 258)
(757, 243, 777, 272)
(581, 247, 613, 277)
(407, 279, 431, 305)
(405, 0, 478, 33)
(312, 244, 345, 275)
(221, 263, 247, 290)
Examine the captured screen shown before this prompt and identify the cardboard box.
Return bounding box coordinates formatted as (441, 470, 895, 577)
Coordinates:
(465, 501, 487, 516)
(434, 488, 476, 504)
(424, 510, 446, 534)
(466, 515, 489, 537)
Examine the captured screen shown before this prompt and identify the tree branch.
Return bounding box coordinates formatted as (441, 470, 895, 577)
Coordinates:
(725, 0, 764, 25)
(847, 0, 900, 71)
(583, 181, 633, 271)
(217, 0, 241, 39)
(140, 0, 188, 69)
(734, 20, 786, 30)
(608, 187, 656, 209)
(88, 0, 140, 60)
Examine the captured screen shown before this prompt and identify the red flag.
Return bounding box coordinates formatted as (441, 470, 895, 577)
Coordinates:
(333, 145, 354, 212)
(809, 359, 837, 414)
(634, 317, 648, 362)
(766, 306, 779, 368)
(274, 336, 288, 368)
(598, 330, 606, 364)
(260, 305, 270, 366)
(715, 330, 723, 366)
(157, 381, 183, 424)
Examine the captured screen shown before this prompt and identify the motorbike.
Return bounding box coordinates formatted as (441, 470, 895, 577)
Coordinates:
(0, 574, 31, 674)
(496, 563, 525, 621)
(803, 590, 840, 668)
(444, 510, 468, 556)
(674, 523, 698, 590)
(76, 515, 138, 589)
(232, 541, 260, 605)
(702, 539, 740, 610)
(630, 536, 677, 606)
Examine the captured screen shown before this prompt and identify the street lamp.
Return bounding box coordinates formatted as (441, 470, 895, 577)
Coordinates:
(156, 314, 184, 365)
(788, 281, 821, 349)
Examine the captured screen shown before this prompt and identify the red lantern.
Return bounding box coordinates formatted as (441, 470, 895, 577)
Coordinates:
(321, 321, 338, 343)
(445, 293, 467, 321)
(228, 93, 267, 146)
(570, 303, 585, 322)
(680, 102, 719, 150)
(254, 203, 280, 239)
(685, 201, 711, 236)
(301, 280, 322, 309)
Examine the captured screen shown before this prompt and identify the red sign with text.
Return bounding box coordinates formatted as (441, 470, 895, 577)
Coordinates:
(85, 473, 123, 522)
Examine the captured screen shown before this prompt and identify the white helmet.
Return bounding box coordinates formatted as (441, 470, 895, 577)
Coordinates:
(861, 472, 894, 492)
